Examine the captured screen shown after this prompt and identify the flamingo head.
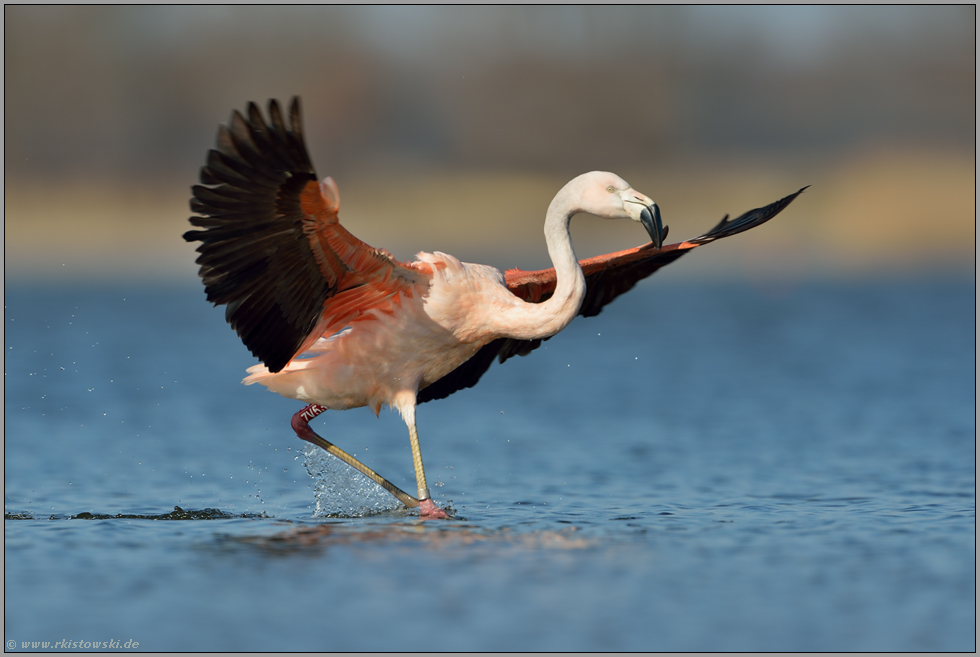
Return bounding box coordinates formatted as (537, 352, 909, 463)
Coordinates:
(571, 171, 667, 248)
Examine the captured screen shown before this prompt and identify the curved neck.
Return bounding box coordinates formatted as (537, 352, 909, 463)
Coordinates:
(498, 190, 586, 341)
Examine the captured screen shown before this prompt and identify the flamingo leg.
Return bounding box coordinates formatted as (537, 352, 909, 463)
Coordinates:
(402, 404, 451, 519)
(291, 404, 419, 509)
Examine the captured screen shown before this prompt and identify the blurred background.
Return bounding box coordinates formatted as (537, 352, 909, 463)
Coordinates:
(4, 5, 976, 281)
(4, 11, 975, 650)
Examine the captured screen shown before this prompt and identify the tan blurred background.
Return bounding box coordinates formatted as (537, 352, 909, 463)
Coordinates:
(4, 6, 975, 282)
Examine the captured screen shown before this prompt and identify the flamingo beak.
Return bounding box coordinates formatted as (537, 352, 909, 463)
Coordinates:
(639, 203, 666, 248)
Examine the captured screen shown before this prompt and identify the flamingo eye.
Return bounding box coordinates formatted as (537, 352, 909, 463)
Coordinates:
(606, 186, 616, 193)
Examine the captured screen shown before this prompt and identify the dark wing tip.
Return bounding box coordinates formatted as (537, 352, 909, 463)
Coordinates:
(288, 97, 302, 135)
(693, 185, 809, 244)
(186, 97, 332, 372)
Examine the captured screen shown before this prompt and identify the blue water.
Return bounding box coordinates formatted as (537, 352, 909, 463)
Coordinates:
(4, 279, 975, 651)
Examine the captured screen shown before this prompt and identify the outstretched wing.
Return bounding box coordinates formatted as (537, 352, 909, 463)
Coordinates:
(417, 186, 807, 404)
(184, 98, 428, 373)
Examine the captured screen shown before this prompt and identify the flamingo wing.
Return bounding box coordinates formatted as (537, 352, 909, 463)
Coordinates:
(417, 187, 807, 403)
(184, 98, 427, 373)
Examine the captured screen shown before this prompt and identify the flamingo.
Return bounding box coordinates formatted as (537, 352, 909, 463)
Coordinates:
(184, 98, 805, 519)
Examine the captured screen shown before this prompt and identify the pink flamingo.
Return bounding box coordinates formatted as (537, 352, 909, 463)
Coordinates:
(184, 98, 805, 519)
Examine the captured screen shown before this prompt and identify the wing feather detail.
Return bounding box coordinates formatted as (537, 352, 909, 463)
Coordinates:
(184, 98, 427, 373)
(417, 186, 807, 404)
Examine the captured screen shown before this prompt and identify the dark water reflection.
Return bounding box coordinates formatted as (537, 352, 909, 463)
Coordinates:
(4, 279, 975, 651)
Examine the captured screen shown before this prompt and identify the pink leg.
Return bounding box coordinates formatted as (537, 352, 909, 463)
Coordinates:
(291, 404, 329, 444)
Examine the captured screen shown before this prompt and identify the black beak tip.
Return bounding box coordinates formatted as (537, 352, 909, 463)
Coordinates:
(640, 205, 666, 248)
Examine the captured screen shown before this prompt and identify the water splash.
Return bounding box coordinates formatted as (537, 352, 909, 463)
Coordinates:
(303, 444, 406, 518)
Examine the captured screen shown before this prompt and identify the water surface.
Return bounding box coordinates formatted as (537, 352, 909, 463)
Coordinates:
(4, 279, 975, 651)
